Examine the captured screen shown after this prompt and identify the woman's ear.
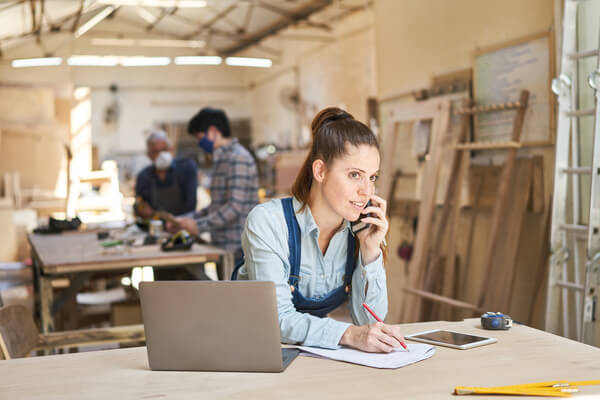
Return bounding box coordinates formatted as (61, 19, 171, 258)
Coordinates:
(312, 159, 327, 183)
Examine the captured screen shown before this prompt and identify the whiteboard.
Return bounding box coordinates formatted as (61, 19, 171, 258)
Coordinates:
(474, 32, 554, 145)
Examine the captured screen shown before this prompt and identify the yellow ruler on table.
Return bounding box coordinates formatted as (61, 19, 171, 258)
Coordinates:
(454, 380, 600, 397)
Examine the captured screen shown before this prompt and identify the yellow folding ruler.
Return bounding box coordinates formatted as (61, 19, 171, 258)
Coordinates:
(454, 380, 600, 397)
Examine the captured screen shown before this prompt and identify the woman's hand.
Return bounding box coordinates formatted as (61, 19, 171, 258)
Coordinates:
(356, 194, 388, 264)
(340, 323, 405, 353)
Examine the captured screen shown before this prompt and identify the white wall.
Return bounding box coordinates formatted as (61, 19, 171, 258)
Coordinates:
(242, 8, 377, 148)
(0, 64, 249, 159)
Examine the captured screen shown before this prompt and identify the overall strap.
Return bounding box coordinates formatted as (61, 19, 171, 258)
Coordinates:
(282, 198, 302, 288)
(344, 233, 356, 286)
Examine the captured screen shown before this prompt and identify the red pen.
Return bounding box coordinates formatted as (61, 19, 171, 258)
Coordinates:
(362, 302, 409, 351)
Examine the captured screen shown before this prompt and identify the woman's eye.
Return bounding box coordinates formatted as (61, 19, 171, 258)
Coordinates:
(350, 171, 360, 179)
(370, 175, 379, 182)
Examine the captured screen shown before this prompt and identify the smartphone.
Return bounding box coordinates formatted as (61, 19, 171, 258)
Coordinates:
(351, 200, 374, 234)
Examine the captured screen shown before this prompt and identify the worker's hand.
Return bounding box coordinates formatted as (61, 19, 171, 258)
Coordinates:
(339, 322, 405, 353)
(170, 217, 198, 236)
(135, 200, 154, 219)
(356, 194, 388, 264)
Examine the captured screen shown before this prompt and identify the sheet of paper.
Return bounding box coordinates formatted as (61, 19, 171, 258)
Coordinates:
(297, 343, 435, 369)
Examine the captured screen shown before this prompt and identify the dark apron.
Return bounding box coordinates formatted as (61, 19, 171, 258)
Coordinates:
(232, 197, 356, 318)
(150, 169, 184, 216)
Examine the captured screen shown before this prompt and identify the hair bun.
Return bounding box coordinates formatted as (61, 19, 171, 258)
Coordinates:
(311, 107, 354, 135)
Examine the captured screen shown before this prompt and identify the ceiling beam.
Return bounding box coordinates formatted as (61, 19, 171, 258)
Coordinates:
(258, 1, 331, 32)
(146, 6, 177, 32)
(0, 0, 26, 13)
(183, 3, 237, 40)
(71, 0, 85, 33)
(222, 0, 333, 56)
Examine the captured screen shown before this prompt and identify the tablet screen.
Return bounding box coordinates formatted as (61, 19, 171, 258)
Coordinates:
(410, 330, 490, 346)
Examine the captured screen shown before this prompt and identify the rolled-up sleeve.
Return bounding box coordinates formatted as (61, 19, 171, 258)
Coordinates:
(242, 205, 351, 349)
(349, 250, 388, 325)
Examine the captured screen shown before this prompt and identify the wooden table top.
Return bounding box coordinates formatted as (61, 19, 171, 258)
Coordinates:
(28, 232, 230, 274)
(1, 318, 599, 399)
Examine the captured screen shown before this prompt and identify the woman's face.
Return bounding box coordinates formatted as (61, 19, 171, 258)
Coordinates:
(320, 143, 380, 222)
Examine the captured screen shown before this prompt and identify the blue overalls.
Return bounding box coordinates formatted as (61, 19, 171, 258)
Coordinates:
(232, 197, 356, 318)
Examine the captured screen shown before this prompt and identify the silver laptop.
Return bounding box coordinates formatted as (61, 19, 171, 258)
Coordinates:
(139, 280, 299, 372)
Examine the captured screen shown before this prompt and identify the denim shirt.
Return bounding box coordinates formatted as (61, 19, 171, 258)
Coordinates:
(236, 197, 388, 349)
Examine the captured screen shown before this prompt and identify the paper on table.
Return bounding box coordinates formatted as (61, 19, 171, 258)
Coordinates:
(297, 343, 435, 369)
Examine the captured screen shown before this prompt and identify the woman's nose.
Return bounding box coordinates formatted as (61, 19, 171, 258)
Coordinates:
(358, 179, 374, 195)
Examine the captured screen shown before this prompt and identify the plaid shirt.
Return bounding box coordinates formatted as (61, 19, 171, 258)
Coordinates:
(195, 138, 258, 254)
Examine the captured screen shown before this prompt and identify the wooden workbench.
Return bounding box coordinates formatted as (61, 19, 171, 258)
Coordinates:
(1, 319, 598, 399)
(28, 232, 234, 333)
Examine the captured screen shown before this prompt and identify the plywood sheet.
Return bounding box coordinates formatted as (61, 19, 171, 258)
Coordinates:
(474, 32, 554, 144)
(0, 87, 55, 124)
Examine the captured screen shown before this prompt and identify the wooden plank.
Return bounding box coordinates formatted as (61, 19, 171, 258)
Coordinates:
(0, 304, 39, 359)
(0, 86, 55, 124)
(484, 158, 535, 312)
(37, 324, 145, 350)
(531, 155, 545, 213)
(402, 101, 452, 322)
(402, 288, 484, 313)
(477, 90, 530, 309)
(420, 102, 471, 320)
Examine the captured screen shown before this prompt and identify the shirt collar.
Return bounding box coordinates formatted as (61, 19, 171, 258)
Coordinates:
(291, 197, 352, 237)
(214, 137, 238, 157)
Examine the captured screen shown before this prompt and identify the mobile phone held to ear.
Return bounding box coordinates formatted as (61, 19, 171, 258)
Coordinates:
(351, 200, 374, 234)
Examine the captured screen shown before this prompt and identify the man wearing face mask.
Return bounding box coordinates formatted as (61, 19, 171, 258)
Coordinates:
(171, 108, 258, 268)
(135, 130, 198, 218)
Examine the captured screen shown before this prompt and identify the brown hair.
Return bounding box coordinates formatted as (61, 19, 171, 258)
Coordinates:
(291, 107, 379, 205)
(291, 107, 386, 262)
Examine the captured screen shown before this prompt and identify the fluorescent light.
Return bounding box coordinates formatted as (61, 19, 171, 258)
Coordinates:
(11, 57, 62, 68)
(98, 0, 206, 7)
(139, 39, 205, 48)
(75, 6, 116, 38)
(68, 55, 119, 66)
(91, 37, 205, 48)
(174, 56, 221, 65)
(91, 38, 136, 46)
(120, 56, 170, 66)
(225, 57, 272, 68)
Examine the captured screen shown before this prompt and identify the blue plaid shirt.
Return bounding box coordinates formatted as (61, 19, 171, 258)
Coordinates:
(195, 138, 258, 254)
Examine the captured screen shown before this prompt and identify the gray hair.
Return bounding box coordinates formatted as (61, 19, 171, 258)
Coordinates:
(146, 129, 171, 148)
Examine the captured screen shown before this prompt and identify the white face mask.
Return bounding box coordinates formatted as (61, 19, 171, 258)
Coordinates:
(154, 151, 173, 170)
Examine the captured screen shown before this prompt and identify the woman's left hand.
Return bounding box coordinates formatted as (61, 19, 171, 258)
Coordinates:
(357, 194, 388, 264)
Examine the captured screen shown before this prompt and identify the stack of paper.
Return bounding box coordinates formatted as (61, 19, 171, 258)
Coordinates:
(297, 343, 435, 369)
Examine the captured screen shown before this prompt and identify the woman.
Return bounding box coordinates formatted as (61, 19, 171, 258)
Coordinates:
(235, 107, 405, 352)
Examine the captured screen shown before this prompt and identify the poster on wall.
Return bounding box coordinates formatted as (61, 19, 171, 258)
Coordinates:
(474, 31, 555, 145)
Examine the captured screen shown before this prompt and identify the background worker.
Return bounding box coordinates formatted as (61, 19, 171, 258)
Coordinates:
(135, 130, 197, 219)
(171, 108, 259, 267)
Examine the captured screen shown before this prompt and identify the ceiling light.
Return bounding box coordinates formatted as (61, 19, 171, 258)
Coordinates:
(225, 57, 272, 68)
(67, 55, 120, 66)
(139, 39, 205, 48)
(11, 57, 62, 68)
(120, 56, 170, 66)
(98, 0, 207, 7)
(174, 56, 222, 65)
(75, 6, 116, 38)
(91, 38, 136, 46)
(91, 37, 205, 48)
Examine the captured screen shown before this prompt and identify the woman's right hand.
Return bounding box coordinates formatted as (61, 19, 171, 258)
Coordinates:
(339, 323, 406, 353)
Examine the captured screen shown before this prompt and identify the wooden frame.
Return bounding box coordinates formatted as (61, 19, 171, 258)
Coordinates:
(473, 31, 555, 146)
(379, 97, 452, 322)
